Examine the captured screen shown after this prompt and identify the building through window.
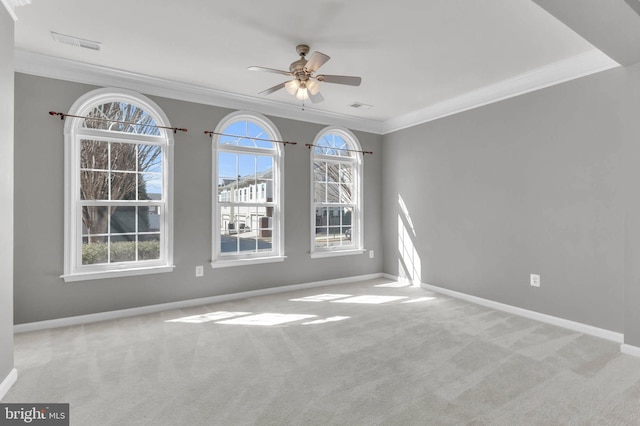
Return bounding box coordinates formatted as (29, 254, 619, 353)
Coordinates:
(212, 111, 284, 266)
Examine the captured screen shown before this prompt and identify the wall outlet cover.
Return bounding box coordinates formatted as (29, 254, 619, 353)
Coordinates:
(530, 274, 540, 287)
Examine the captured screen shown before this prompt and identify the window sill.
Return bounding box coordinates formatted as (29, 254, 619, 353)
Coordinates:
(310, 249, 366, 259)
(61, 265, 175, 282)
(211, 255, 287, 269)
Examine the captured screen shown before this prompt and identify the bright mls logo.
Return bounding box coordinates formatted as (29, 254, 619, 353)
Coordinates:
(0, 404, 68, 425)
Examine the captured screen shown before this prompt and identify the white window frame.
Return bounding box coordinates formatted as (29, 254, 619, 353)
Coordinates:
(310, 126, 364, 258)
(211, 111, 285, 268)
(62, 88, 175, 282)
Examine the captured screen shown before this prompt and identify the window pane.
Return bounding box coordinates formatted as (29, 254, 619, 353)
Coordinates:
(340, 183, 353, 204)
(110, 236, 136, 262)
(139, 145, 162, 173)
(220, 120, 274, 149)
(314, 181, 326, 203)
(83, 102, 160, 136)
(141, 173, 162, 198)
(326, 183, 340, 203)
(82, 241, 108, 265)
(110, 172, 137, 201)
(220, 205, 274, 254)
(327, 163, 340, 182)
(340, 164, 353, 184)
(314, 161, 326, 183)
(110, 142, 137, 171)
(138, 234, 161, 260)
(81, 140, 109, 171)
(82, 206, 109, 240)
(80, 170, 109, 200)
(314, 134, 351, 157)
(238, 155, 256, 203)
(111, 206, 136, 234)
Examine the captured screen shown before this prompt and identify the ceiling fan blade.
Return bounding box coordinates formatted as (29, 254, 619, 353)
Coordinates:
(248, 66, 293, 76)
(258, 82, 287, 95)
(316, 75, 362, 86)
(308, 91, 324, 104)
(305, 52, 330, 73)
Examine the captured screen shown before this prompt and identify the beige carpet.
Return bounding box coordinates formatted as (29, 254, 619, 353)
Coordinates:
(5, 277, 640, 425)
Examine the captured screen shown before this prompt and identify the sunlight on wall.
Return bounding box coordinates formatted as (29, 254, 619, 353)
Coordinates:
(398, 194, 422, 287)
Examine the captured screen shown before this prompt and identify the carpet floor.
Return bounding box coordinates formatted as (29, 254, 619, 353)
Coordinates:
(5, 277, 640, 425)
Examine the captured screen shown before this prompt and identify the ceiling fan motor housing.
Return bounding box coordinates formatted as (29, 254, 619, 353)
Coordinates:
(290, 44, 311, 80)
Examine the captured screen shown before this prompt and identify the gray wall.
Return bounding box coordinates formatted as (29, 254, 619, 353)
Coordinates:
(383, 64, 636, 335)
(0, 6, 15, 389)
(13, 73, 383, 324)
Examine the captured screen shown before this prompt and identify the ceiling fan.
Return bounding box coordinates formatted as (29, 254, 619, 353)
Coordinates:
(248, 44, 362, 103)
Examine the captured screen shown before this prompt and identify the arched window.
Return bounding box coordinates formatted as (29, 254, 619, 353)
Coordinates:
(212, 111, 284, 266)
(63, 88, 174, 281)
(310, 127, 364, 257)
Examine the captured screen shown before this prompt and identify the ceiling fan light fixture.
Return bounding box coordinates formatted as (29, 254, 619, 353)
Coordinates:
(306, 80, 321, 95)
(285, 80, 300, 95)
(295, 87, 309, 100)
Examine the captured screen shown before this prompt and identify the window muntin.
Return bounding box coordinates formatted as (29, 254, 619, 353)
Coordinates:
(64, 89, 174, 280)
(311, 128, 363, 255)
(213, 112, 283, 265)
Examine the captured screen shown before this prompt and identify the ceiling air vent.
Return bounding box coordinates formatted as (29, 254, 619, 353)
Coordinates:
(349, 102, 373, 110)
(51, 31, 102, 51)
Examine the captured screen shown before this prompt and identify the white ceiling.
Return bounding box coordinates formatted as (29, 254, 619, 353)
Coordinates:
(11, 0, 619, 134)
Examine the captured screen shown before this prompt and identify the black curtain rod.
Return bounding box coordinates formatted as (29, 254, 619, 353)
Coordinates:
(204, 130, 297, 145)
(305, 143, 373, 155)
(48, 111, 188, 134)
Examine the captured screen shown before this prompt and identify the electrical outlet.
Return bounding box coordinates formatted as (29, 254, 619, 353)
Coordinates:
(195, 266, 204, 277)
(530, 274, 540, 287)
(369, 250, 374, 259)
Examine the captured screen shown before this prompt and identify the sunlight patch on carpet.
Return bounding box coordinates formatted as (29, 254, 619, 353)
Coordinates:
(331, 295, 408, 304)
(289, 294, 352, 302)
(216, 313, 317, 326)
(165, 311, 251, 323)
(302, 316, 351, 325)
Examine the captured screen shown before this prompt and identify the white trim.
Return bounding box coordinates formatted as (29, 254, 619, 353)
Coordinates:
(211, 111, 284, 264)
(310, 127, 364, 257)
(14, 273, 384, 333)
(382, 274, 623, 343)
(621, 344, 640, 358)
(63, 88, 174, 280)
(14, 50, 383, 135)
(15, 49, 619, 136)
(0, 368, 18, 401)
(1, 0, 30, 21)
(381, 50, 619, 134)
(419, 282, 623, 343)
(210, 256, 286, 269)
(61, 265, 175, 282)
(310, 249, 366, 259)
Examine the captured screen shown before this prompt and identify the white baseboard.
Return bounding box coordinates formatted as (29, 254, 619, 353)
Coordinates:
(419, 281, 623, 343)
(14, 273, 383, 333)
(621, 344, 640, 358)
(382, 274, 623, 343)
(418, 281, 623, 343)
(0, 368, 17, 401)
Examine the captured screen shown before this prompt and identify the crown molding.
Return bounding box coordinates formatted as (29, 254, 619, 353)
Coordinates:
(14, 48, 618, 136)
(381, 49, 619, 134)
(1, 0, 30, 21)
(14, 49, 384, 135)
